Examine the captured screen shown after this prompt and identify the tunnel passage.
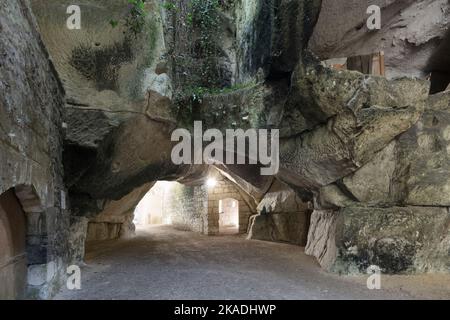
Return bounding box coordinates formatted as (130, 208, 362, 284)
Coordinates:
(0, 190, 27, 300)
(131, 174, 253, 236)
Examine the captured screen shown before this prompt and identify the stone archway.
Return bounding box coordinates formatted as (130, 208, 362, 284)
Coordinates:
(0, 185, 48, 299)
(0, 189, 27, 300)
(206, 174, 254, 235)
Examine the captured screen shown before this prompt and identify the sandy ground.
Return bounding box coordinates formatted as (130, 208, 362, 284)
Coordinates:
(54, 225, 450, 300)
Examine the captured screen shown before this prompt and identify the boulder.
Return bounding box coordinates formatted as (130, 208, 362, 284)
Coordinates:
(401, 92, 450, 206)
(342, 141, 397, 205)
(306, 207, 450, 274)
(279, 65, 427, 189)
(248, 180, 311, 245)
(305, 210, 340, 270)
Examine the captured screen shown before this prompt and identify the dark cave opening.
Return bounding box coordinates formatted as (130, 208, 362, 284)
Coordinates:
(426, 29, 450, 94)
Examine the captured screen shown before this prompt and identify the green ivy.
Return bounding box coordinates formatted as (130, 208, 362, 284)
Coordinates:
(163, 0, 238, 120)
(110, 0, 148, 37)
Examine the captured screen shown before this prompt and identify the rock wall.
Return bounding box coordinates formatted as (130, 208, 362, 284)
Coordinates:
(305, 91, 450, 274)
(31, 0, 179, 216)
(248, 180, 312, 246)
(164, 183, 209, 234)
(0, 0, 68, 298)
(85, 184, 152, 242)
(310, 0, 450, 78)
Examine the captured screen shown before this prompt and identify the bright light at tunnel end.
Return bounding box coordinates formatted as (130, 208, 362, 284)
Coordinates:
(206, 178, 217, 188)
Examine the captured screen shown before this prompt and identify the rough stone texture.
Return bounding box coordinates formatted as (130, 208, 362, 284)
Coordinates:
(85, 183, 152, 242)
(248, 180, 311, 245)
(235, 0, 322, 82)
(331, 91, 450, 208)
(31, 0, 180, 218)
(0, 0, 68, 299)
(342, 141, 397, 205)
(164, 183, 209, 234)
(67, 217, 89, 264)
(316, 184, 358, 209)
(279, 65, 428, 190)
(305, 210, 340, 271)
(310, 0, 450, 78)
(400, 92, 450, 206)
(31, 0, 170, 116)
(307, 207, 450, 274)
(302, 82, 450, 274)
(197, 83, 286, 132)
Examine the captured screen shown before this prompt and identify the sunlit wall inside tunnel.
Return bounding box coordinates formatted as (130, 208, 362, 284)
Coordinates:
(133, 181, 174, 227)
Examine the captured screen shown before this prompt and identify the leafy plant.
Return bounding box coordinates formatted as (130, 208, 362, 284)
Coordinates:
(162, 2, 177, 11)
(125, 0, 148, 36)
(110, 0, 148, 37)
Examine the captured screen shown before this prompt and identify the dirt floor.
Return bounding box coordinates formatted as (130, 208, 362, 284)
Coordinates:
(54, 225, 450, 300)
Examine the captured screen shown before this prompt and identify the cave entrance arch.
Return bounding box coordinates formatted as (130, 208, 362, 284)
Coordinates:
(218, 198, 239, 235)
(0, 189, 27, 300)
(426, 30, 450, 94)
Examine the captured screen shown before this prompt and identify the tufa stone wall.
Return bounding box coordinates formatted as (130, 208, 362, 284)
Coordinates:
(0, 0, 69, 298)
(164, 183, 208, 234)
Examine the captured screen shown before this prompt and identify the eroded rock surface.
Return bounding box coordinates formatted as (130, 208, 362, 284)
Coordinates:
(248, 180, 311, 245)
(307, 207, 450, 274)
(279, 64, 428, 190)
(310, 0, 450, 78)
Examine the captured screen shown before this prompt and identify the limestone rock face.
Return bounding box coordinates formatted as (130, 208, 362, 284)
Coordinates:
(248, 180, 311, 245)
(279, 65, 428, 189)
(234, 0, 322, 81)
(310, 0, 450, 78)
(307, 207, 450, 274)
(342, 141, 397, 206)
(288, 66, 428, 130)
(303, 89, 450, 274)
(31, 0, 170, 116)
(84, 183, 153, 241)
(305, 210, 340, 270)
(324, 91, 450, 208)
(401, 92, 450, 206)
(316, 184, 357, 209)
(68, 217, 89, 263)
(31, 0, 182, 218)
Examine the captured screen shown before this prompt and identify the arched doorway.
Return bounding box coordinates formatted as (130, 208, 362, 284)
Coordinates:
(0, 189, 27, 299)
(219, 198, 239, 235)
